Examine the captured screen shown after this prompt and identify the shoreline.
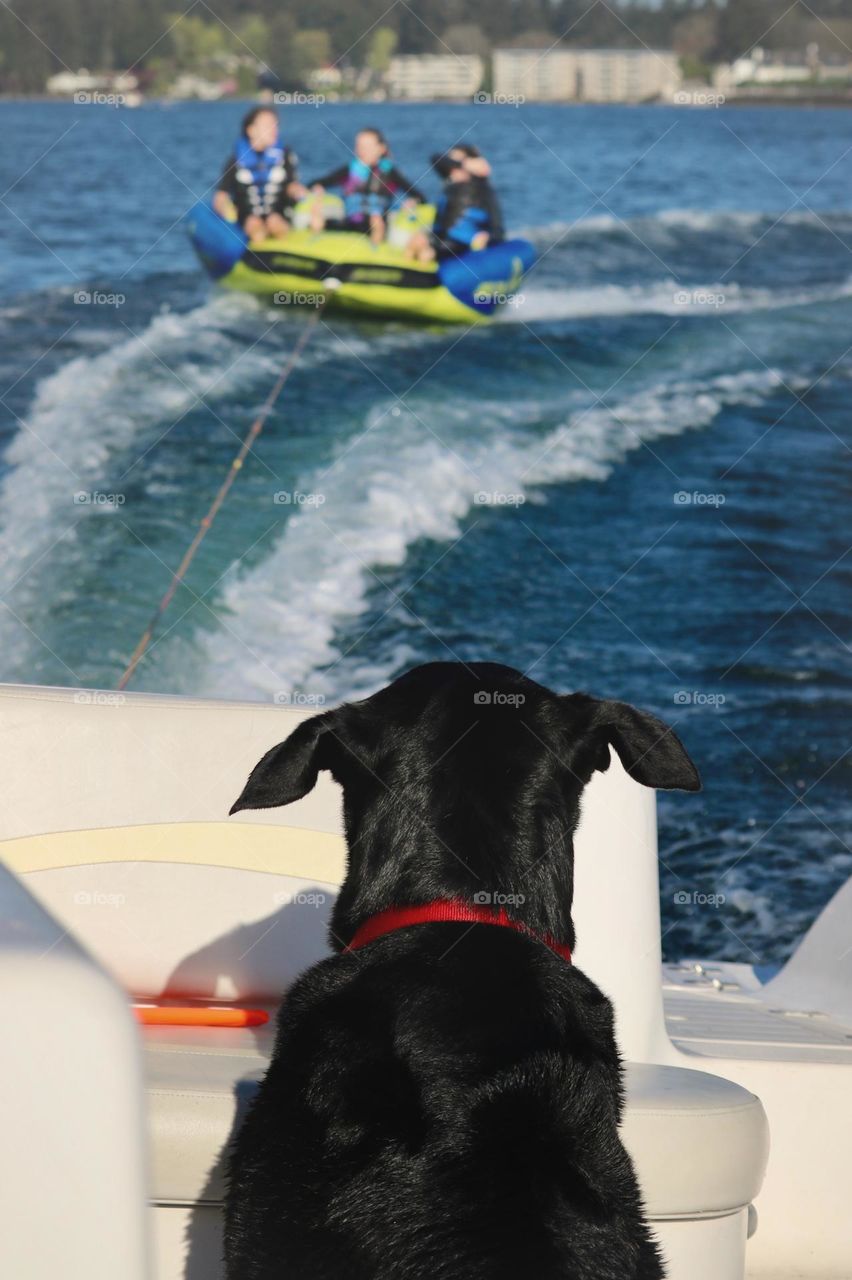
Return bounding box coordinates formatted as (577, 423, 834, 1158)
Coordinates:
(1, 93, 852, 110)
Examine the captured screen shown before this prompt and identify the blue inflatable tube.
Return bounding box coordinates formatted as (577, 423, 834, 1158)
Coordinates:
(184, 201, 535, 322)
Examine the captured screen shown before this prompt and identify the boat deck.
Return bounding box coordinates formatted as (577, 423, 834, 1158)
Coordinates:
(663, 961, 852, 1064)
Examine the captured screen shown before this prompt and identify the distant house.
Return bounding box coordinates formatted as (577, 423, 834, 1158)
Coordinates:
(716, 48, 811, 88)
(493, 47, 681, 103)
(45, 68, 140, 98)
(714, 45, 851, 91)
(385, 54, 484, 100)
(820, 51, 852, 79)
(46, 69, 104, 95)
(307, 65, 344, 91)
(169, 73, 228, 101)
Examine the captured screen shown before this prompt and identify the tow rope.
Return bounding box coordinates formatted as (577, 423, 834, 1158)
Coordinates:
(116, 306, 322, 691)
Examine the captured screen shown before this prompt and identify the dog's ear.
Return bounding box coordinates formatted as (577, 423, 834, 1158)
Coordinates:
(562, 693, 701, 792)
(229, 713, 332, 814)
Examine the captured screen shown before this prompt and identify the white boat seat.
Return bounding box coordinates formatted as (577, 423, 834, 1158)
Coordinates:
(144, 1024, 768, 1220)
(0, 687, 778, 1279)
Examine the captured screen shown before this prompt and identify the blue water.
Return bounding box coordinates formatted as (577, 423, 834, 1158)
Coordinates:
(1, 101, 850, 964)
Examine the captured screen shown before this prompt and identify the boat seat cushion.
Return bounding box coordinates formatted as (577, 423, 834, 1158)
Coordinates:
(15, 832, 346, 1000)
(144, 1025, 768, 1218)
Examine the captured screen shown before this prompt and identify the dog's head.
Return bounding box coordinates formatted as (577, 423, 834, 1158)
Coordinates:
(230, 662, 699, 948)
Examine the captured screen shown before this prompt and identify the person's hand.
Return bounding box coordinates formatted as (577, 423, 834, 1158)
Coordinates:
(244, 215, 266, 242)
(464, 156, 491, 179)
(212, 190, 231, 217)
(403, 230, 435, 263)
(266, 213, 290, 239)
(470, 231, 490, 251)
(369, 213, 386, 245)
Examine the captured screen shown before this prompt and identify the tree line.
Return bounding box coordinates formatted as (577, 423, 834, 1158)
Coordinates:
(1, 0, 850, 94)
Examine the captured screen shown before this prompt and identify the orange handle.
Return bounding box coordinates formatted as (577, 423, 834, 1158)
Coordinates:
(133, 1005, 269, 1027)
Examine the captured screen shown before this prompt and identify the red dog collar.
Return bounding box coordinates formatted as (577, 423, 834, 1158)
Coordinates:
(345, 898, 572, 963)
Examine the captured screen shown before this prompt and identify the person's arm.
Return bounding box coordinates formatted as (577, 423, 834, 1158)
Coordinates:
(484, 183, 504, 243)
(306, 164, 350, 191)
(271, 148, 304, 210)
(464, 155, 491, 179)
(217, 155, 239, 197)
(386, 165, 425, 204)
(441, 187, 490, 248)
(282, 148, 306, 202)
(213, 155, 239, 217)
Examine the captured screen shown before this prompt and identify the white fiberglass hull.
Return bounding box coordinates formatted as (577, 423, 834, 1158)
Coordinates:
(0, 681, 849, 1279)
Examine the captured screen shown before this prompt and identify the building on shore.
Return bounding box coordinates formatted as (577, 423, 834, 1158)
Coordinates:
(46, 68, 140, 96)
(385, 54, 484, 100)
(713, 45, 852, 93)
(493, 47, 681, 103)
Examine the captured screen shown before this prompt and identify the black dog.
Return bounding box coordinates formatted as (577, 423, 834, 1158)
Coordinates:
(224, 662, 700, 1280)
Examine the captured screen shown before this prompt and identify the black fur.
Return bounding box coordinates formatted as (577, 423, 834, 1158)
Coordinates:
(224, 662, 700, 1279)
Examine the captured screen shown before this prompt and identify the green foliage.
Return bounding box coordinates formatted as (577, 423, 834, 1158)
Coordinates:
(679, 55, 712, 85)
(265, 13, 300, 85)
(292, 29, 332, 77)
(0, 1, 848, 94)
(366, 27, 398, 74)
(167, 14, 229, 69)
(236, 17, 270, 64)
(235, 62, 260, 94)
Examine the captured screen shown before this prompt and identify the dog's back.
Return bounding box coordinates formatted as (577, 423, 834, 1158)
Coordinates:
(226, 926, 662, 1280)
(225, 662, 699, 1278)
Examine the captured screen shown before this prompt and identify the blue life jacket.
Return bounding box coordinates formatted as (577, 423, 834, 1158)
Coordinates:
(435, 189, 490, 248)
(234, 136, 288, 216)
(342, 156, 396, 221)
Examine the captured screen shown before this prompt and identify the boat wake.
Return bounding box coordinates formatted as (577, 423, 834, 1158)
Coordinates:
(194, 365, 791, 703)
(515, 208, 852, 319)
(507, 275, 852, 324)
(0, 295, 284, 625)
(0, 202, 847, 700)
(520, 206, 852, 255)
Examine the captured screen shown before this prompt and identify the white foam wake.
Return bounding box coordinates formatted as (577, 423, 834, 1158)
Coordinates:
(505, 276, 852, 324)
(0, 290, 462, 676)
(519, 206, 852, 248)
(194, 366, 789, 703)
(0, 293, 287, 665)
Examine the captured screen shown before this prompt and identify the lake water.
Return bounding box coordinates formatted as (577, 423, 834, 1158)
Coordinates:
(0, 99, 850, 964)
